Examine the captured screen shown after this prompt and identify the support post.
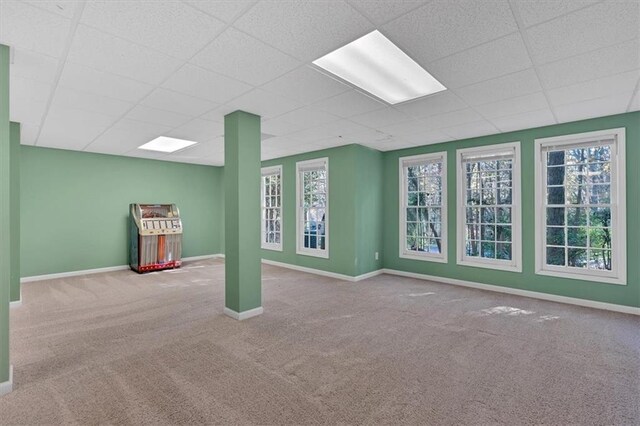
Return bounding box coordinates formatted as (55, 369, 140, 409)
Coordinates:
(223, 111, 262, 320)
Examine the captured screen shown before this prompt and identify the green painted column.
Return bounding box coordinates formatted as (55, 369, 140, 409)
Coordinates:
(223, 111, 263, 320)
(10, 122, 20, 305)
(0, 44, 13, 395)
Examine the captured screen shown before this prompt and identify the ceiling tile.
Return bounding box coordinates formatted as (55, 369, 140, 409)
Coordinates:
(86, 119, 174, 154)
(426, 108, 485, 129)
(554, 92, 634, 123)
(162, 64, 252, 104)
(125, 105, 193, 128)
(24, 0, 79, 19)
(394, 91, 467, 119)
(547, 70, 640, 107)
(311, 90, 386, 118)
(382, 0, 517, 64)
(428, 33, 532, 89)
(19, 123, 40, 146)
(287, 119, 370, 143)
(260, 66, 350, 104)
(233, 0, 373, 61)
(490, 108, 556, 132)
(167, 119, 224, 142)
(141, 88, 219, 117)
(474, 92, 549, 119)
(190, 27, 301, 86)
(526, 1, 640, 65)
(454, 68, 542, 106)
(215, 88, 304, 120)
(38, 107, 115, 149)
(81, 1, 226, 60)
(377, 118, 443, 138)
(274, 106, 340, 128)
(347, 0, 426, 26)
(0, 1, 72, 57)
(58, 62, 154, 104)
(400, 130, 452, 146)
(629, 90, 640, 112)
(183, 0, 255, 23)
(50, 87, 134, 118)
(511, 0, 599, 28)
(10, 49, 59, 85)
(10, 78, 50, 125)
(440, 120, 498, 140)
(537, 39, 640, 89)
(350, 107, 412, 128)
(67, 24, 183, 85)
(168, 138, 223, 159)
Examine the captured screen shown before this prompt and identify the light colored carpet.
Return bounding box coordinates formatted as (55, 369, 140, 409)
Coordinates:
(0, 258, 638, 425)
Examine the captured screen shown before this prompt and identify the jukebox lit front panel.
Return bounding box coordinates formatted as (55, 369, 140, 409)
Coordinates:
(130, 204, 183, 272)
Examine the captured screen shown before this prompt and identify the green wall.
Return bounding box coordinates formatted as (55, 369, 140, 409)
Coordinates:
(382, 112, 640, 308)
(354, 145, 384, 276)
(260, 145, 359, 276)
(9, 123, 19, 302)
(0, 43, 10, 384)
(20, 146, 223, 277)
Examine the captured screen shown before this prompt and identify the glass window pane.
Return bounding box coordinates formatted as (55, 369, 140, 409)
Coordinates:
(496, 225, 511, 242)
(589, 207, 611, 227)
(406, 208, 417, 222)
(546, 247, 565, 266)
(497, 207, 512, 224)
(567, 248, 587, 268)
(547, 187, 565, 204)
(481, 207, 495, 223)
(567, 227, 587, 247)
(546, 207, 565, 226)
(466, 240, 480, 257)
(481, 242, 495, 259)
(547, 166, 564, 186)
(589, 250, 612, 270)
(589, 227, 612, 249)
(481, 225, 495, 241)
(567, 207, 587, 226)
(589, 184, 610, 204)
(546, 227, 565, 246)
(496, 243, 512, 260)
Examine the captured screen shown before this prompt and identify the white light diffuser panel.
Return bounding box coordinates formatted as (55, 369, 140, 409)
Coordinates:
(313, 30, 446, 105)
(138, 136, 198, 153)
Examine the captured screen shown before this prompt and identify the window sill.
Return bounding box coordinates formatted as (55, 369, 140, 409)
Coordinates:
(400, 252, 447, 263)
(261, 245, 283, 252)
(457, 258, 522, 273)
(296, 249, 329, 259)
(536, 268, 626, 285)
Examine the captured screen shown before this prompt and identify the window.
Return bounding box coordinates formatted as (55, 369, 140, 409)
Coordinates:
(535, 128, 626, 285)
(261, 165, 282, 251)
(456, 142, 522, 272)
(399, 152, 447, 262)
(296, 158, 328, 258)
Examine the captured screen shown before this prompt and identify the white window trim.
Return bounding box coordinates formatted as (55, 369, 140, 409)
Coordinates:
(398, 152, 448, 263)
(261, 165, 283, 252)
(296, 157, 329, 259)
(534, 128, 626, 285)
(456, 142, 522, 273)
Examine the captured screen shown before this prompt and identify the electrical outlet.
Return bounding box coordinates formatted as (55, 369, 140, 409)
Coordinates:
(375, 252, 379, 260)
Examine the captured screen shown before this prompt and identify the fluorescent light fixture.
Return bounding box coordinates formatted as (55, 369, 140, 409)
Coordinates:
(138, 136, 197, 153)
(313, 30, 446, 105)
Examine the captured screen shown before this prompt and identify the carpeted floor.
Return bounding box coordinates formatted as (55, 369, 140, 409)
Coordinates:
(1, 258, 638, 425)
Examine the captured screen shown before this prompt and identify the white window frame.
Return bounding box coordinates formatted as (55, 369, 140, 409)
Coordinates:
(456, 142, 522, 272)
(534, 128, 626, 285)
(398, 152, 448, 263)
(296, 158, 329, 259)
(261, 165, 283, 251)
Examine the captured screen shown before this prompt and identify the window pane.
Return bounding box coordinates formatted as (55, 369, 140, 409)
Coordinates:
(546, 247, 565, 266)
(497, 207, 512, 224)
(496, 243, 512, 260)
(481, 242, 495, 259)
(547, 187, 565, 204)
(567, 248, 587, 268)
(589, 250, 612, 270)
(589, 228, 611, 249)
(567, 207, 587, 226)
(546, 227, 564, 246)
(496, 225, 511, 242)
(589, 207, 611, 227)
(546, 207, 564, 226)
(406, 208, 417, 222)
(567, 227, 587, 247)
(466, 240, 479, 256)
(481, 225, 495, 241)
(481, 207, 495, 223)
(589, 184, 610, 204)
(547, 166, 564, 186)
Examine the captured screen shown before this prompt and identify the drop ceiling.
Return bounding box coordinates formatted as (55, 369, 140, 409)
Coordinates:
(1, 0, 639, 166)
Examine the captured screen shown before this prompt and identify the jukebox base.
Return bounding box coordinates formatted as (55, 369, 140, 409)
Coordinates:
(132, 260, 182, 273)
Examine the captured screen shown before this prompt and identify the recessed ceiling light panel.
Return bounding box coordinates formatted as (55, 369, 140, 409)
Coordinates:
(138, 136, 198, 153)
(313, 30, 446, 105)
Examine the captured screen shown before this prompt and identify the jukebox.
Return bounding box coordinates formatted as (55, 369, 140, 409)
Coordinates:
(130, 203, 183, 273)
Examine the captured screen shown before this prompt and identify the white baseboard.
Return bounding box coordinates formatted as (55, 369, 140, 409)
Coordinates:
(261, 259, 383, 282)
(0, 365, 13, 396)
(9, 289, 22, 308)
(382, 268, 640, 316)
(20, 254, 222, 283)
(223, 306, 263, 320)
